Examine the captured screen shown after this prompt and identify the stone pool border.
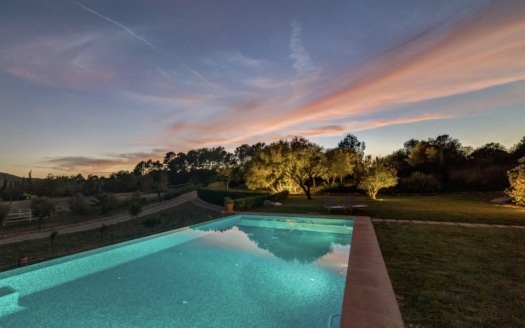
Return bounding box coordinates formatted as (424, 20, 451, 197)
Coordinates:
(340, 215, 403, 327)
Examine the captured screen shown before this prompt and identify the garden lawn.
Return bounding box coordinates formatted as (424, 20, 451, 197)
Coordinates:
(364, 193, 525, 225)
(375, 223, 525, 328)
(257, 193, 525, 226)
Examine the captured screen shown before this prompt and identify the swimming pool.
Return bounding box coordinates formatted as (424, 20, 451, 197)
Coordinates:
(0, 214, 353, 327)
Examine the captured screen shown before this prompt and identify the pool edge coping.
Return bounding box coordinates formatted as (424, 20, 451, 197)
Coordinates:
(340, 215, 404, 328)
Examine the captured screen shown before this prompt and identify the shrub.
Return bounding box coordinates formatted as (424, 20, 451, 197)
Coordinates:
(129, 200, 143, 218)
(401, 172, 440, 193)
(0, 204, 9, 225)
(505, 164, 525, 205)
(69, 192, 90, 215)
(164, 184, 197, 200)
(91, 192, 119, 214)
(31, 197, 56, 230)
(143, 217, 161, 231)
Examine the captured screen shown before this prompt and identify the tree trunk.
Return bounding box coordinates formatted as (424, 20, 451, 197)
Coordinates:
(299, 183, 313, 200)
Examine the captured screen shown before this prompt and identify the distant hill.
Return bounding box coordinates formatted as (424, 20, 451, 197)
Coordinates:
(0, 172, 23, 183)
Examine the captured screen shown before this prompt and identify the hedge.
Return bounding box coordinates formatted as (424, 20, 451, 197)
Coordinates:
(197, 188, 289, 210)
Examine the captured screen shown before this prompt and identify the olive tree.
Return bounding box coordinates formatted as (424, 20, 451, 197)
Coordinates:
(244, 137, 327, 200)
(358, 157, 398, 200)
(324, 148, 358, 186)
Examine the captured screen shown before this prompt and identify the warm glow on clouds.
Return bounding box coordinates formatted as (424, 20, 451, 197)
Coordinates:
(1, 0, 524, 177)
(158, 0, 525, 154)
(281, 1, 525, 129)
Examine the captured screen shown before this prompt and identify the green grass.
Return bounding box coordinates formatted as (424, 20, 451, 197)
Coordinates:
(363, 193, 525, 225)
(256, 192, 525, 226)
(375, 223, 525, 328)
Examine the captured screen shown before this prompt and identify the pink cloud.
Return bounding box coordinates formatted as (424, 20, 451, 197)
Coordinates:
(187, 0, 525, 148)
(292, 2, 524, 121)
(1, 34, 122, 89)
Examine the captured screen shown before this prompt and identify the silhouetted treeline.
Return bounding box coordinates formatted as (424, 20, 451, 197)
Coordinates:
(1, 134, 524, 200)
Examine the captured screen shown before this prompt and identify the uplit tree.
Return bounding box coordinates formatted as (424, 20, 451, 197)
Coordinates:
(358, 157, 398, 200)
(244, 137, 327, 199)
(505, 164, 525, 206)
(324, 148, 357, 186)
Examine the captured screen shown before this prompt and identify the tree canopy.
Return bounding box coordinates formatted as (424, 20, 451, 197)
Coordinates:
(245, 137, 327, 199)
(358, 157, 398, 200)
(3, 133, 525, 202)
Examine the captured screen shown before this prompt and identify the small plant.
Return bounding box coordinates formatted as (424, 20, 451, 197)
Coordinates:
(100, 224, 107, 237)
(91, 192, 119, 214)
(0, 204, 9, 226)
(19, 253, 28, 266)
(31, 197, 56, 230)
(50, 231, 59, 255)
(129, 200, 143, 218)
(224, 197, 234, 204)
(142, 217, 161, 231)
(69, 192, 90, 215)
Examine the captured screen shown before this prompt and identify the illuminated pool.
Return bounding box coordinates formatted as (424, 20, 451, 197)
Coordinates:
(0, 214, 353, 327)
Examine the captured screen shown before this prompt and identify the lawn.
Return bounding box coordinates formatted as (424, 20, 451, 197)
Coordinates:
(375, 223, 524, 328)
(257, 192, 525, 225)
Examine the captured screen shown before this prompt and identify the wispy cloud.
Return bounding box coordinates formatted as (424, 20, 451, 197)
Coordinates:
(73, 0, 161, 52)
(282, 0, 525, 127)
(289, 19, 316, 74)
(227, 52, 268, 70)
(44, 148, 168, 175)
(159, 0, 525, 152)
(0, 34, 117, 88)
(44, 156, 130, 175)
(72, 1, 214, 87)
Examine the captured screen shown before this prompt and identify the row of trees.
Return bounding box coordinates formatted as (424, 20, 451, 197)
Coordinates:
(2, 134, 525, 203)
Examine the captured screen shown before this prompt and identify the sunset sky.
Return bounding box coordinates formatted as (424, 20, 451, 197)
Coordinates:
(1, 0, 524, 178)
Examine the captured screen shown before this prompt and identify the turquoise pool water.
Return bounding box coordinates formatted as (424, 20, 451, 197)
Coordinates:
(0, 214, 353, 327)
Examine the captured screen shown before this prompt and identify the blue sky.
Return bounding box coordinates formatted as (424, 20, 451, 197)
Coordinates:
(1, 0, 524, 178)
